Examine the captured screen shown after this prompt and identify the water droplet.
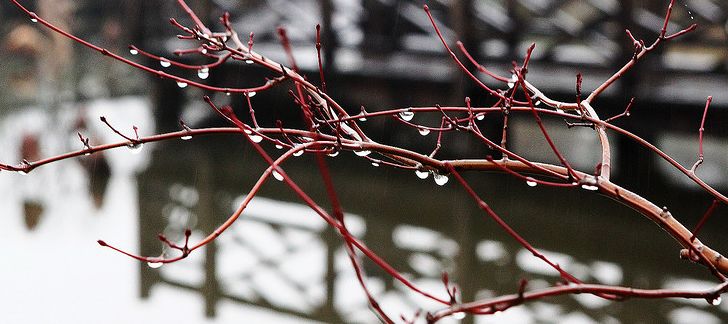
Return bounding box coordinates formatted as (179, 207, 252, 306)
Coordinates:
(249, 134, 263, 143)
(399, 110, 415, 121)
(434, 173, 449, 186)
(272, 170, 284, 181)
(453, 312, 466, 320)
(84, 152, 91, 156)
(581, 184, 599, 191)
(160, 59, 171, 68)
(476, 113, 485, 121)
(197, 68, 209, 79)
(711, 296, 722, 306)
(418, 128, 430, 136)
(200, 48, 208, 54)
(29, 14, 38, 23)
(225, 91, 231, 96)
(327, 151, 339, 157)
(534, 100, 541, 106)
(358, 117, 367, 122)
(275, 144, 284, 149)
(19, 170, 29, 176)
(129, 48, 139, 55)
(355, 150, 371, 157)
(147, 261, 163, 269)
(247, 91, 256, 97)
(176, 81, 188, 88)
(128, 143, 144, 154)
(293, 148, 304, 157)
(625, 112, 631, 117)
(508, 74, 517, 89)
(181, 135, 192, 141)
(371, 162, 380, 167)
(244, 129, 252, 135)
(245, 59, 254, 64)
(415, 170, 430, 179)
(526, 177, 537, 187)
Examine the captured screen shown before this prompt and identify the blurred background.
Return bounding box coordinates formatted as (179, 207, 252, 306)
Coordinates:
(1, 0, 728, 323)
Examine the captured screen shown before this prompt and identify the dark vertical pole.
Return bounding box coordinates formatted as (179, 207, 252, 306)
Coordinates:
(450, 0, 474, 105)
(198, 155, 219, 318)
(321, 227, 340, 321)
(320, 0, 336, 76)
(453, 195, 477, 324)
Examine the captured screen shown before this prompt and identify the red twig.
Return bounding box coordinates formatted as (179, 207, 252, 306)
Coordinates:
(691, 96, 713, 173)
(691, 200, 720, 242)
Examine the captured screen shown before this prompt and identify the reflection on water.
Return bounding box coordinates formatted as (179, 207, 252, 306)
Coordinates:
(135, 121, 728, 323)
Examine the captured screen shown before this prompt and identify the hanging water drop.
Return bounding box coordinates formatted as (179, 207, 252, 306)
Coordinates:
(128, 143, 144, 154)
(249, 134, 263, 143)
(453, 312, 466, 320)
(293, 148, 304, 157)
(358, 117, 367, 122)
(526, 177, 537, 187)
(29, 12, 38, 23)
(711, 296, 722, 306)
(354, 150, 371, 157)
(247, 91, 257, 97)
(507, 74, 517, 89)
(245, 59, 254, 64)
(327, 151, 339, 157)
(181, 135, 192, 141)
(371, 162, 380, 167)
(84, 152, 92, 156)
(534, 100, 541, 106)
(625, 112, 631, 117)
(272, 170, 284, 181)
(399, 110, 415, 121)
(225, 91, 231, 96)
(433, 173, 449, 186)
(160, 59, 171, 68)
(19, 170, 29, 176)
(476, 113, 485, 121)
(415, 170, 430, 179)
(581, 184, 599, 191)
(275, 144, 284, 150)
(418, 128, 430, 136)
(200, 48, 208, 54)
(129, 48, 139, 55)
(176, 81, 188, 88)
(197, 67, 210, 79)
(147, 261, 163, 269)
